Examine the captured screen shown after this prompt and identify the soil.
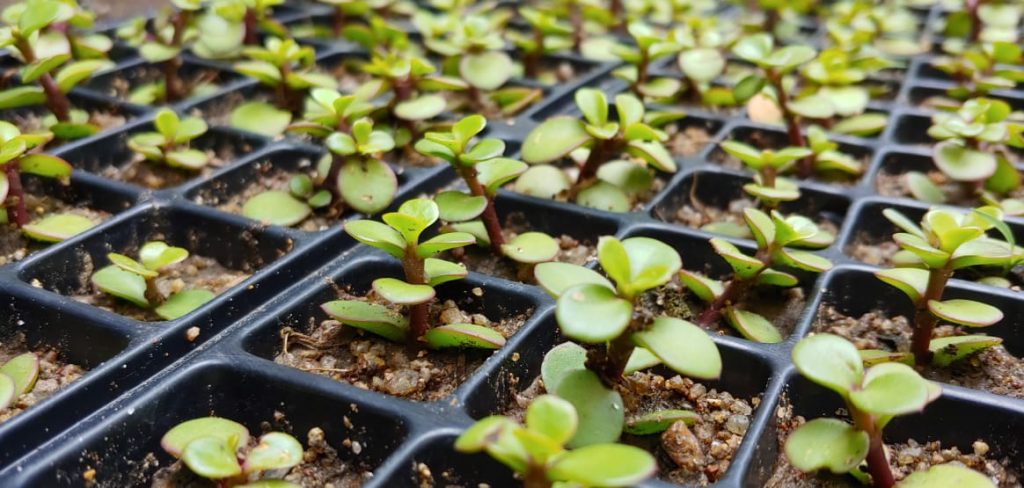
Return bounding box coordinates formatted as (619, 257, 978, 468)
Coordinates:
(104, 68, 224, 104)
(445, 212, 596, 282)
(72, 254, 249, 321)
(9, 109, 127, 146)
(671, 194, 840, 240)
(275, 288, 529, 401)
(876, 168, 1024, 206)
(666, 124, 714, 158)
(99, 146, 239, 190)
(765, 397, 1021, 487)
(0, 332, 85, 423)
(528, 60, 580, 86)
(815, 306, 1024, 399)
(0, 193, 108, 265)
(846, 233, 901, 267)
(712, 131, 867, 185)
(503, 372, 760, 486)
(443, 87, 541, 121)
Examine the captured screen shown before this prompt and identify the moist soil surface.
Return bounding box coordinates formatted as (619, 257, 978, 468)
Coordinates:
(0, 194, 108, 265)
(503, 372, 759, 486)
(815, 306, 1024, 399)
(876, 168, 1024, 206)
(666, 124, 713, 157)
(72, 254, 249, 321)
(765, 397, 1022, 487)
(100, 145, 240, 190)
(671, 193, 840, 239)
(0, 332, 85, 423)
(711, 130, 867, 186)
(275, 288, 529, 401)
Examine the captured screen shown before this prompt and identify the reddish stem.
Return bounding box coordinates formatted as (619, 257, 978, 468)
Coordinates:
(697, 247, 772, 326)
(524, 30, 543, 79)
(851, 407, 895, 488)
(911, 266, 952, 365)
(332, 7, 345, 38)
(766, 70, 811, 178)
(457, 166, 504, 255)
(966, 0, 982, 42)
(401, 247, 430, 341)
(567, 138, 619, 200)
(243, 8, 258, 45)
(3, 163, 28, 228)
(163, 10, 192, 103)
(570, 3, 583, 53)
(524, 465, 553, 488)
(14, 38, 71, 122)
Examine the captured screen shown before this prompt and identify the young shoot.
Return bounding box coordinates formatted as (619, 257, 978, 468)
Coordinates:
(0, 0, 113, 138)
(680, 208, 833, 343)
(719, 140, 810, 209)
(117, 0, 204, 104)
(233, 37, 338, 127)
(360, 50, 466, 125)
(456, 395, 657, 488)
(875, 206, 1014, 365)
(785, 334, 942, 488)
(507, 7, 573, 80)
(325, 198, 505, 349)
(90, 241, 214, 320)
(0, 352, 40, 411)
(127, 109, 210, 172)
(161, 417, 303, 488)
(931, 41, 1024, 101)
(520, 88, 681, 211)
(209, 0, 286, 46)
(0, 122, 83, 237)
(610, 22, 683, 99)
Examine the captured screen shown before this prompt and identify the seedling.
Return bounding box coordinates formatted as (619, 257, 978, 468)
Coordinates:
(0, 0, 113, 139)
(210, 0, 286, 46)
(520, 88, 681, 211)
(719, 140, 810, 208)
(117, 0, 209, 103)
(611, 22, 683, 99)
(680, 208, 833, 343)
(161, 417, 302, 487)
(673, 20, 733, 105)
(90, 241, 214, 320)
(324, 198, 506, 349)
(907, 98, 1024, 214)
(785, 334, 942, 488)
(823, 1, 928, 57)
(875, 206, 1014, 365)
(0, 122, 88, 241)
(0, 352, 39, 411)
(232, 36, 337, 132)
(943, 0, 1022, 43)
(360, 50, 465, 125)
(456, 394, 657, 487)
(127, 109, 210, 172)
(507, 7, 573, 80)
(931, 41, 1024, 100)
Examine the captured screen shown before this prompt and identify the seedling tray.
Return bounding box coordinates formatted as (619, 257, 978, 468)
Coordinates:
(1, 1, 1024, 487)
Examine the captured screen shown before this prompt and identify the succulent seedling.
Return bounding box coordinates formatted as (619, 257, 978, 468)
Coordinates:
(117, 0, 208, 103)
(719, 140, 810, 208)
(520, 88, 681, 211)
(127, 109, 210, 172)
(533, 236, 722, 445)
(907, 98, 1024, 214)
(823, 0, 928, 57)
(0, 352, 39, 412)
(90, 240, 214, 320)
(943, 0, 1022, 43)
(359, 50, 465, 125)
(324, 198, 506, 349)
(232, 37, 337, 132)
(673, 20, 733, 105)
(610, 22, 683, 99)
(931, 41, 1024, 101)
(680, 208, 833, 342)
(0, 0, 113, 139)
(507, 7, 573, 80)
(785, 334, 942, 488)
(161, 417, 302, 487)
(0, 122, 90, 241)
(209, 0, 286, 46)
(456, 394, 657, 487)
(875, 206, 1014, 365)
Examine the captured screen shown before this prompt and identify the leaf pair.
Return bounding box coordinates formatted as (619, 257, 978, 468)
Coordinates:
(127, 109, 210, 170)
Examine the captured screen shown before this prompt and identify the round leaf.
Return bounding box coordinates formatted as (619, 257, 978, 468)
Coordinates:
(477, 158, 528, 194)
(181, 436, 243, 479)
(230, 102, 291, 137)
(927, 299, 1003, 327)
(19, 154, 72, 178)
(140, 241, 188, 271)
(459, 51, 513, 90)
(514, 165, 571, 199)
(155, 289, 215, 320)
(556, 283, 633, 343)
(899, 464, 997, 488)
(577, 182, 630, 212)
(417, 232, 476, 258)
(679, 48, 724, 83)
(849, 362, 932, 416)
(541, 342, 588, 394)
(792, 334, 863, 396)
(435, 191, 486, 222)
(832, 113, 888, 137)
(548, 444, 656, 486)
(372, 278, 435, 305)
(344, 220, 406, 258)
(242, 191, 311, 227)
(725, 308, 783, 344)
(338, 158, 398, 214)
(556, 369, 624, 447)
(502, 232, 559, 264)
(321, 300, 408, 342)
(534, 262, 614, 298)
(394, 94, 446, 121)
(934, 142, 997, 182)
(91, 265, 149, 308)
(522, 117, 591, 164)
(0, 353, 38, 396)
(632, 317, 722, 380)
(784, 418, 869, 474)
(161, 417, 249, 458)
(242, 432, 304, 474)
(424, 323, 506, 349)
(526, 395, 577, 445)
(22, 213, 95, 242)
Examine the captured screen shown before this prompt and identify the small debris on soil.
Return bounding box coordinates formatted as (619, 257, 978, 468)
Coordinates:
(184, 327, 199, 342)
(0, 332, 85, 423)
(665, 124, 713, 157)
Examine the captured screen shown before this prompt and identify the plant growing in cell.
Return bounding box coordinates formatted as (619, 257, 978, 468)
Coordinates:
(823, 0, 928, 57)
(520, 88, 682, 211)
(799, 47, 895, 125)
(0, 352, 40, 411)
(784, 334, 944, 488)
(127, 109, 211, 172)
(316, 0, 415, 39)
(231, 37, 338, 134)
(90, 241, 214, 320)
(243, 116, 398, 226)
(506, 7, 573, 81)
(673, 19, 735, 106)
(0, 0, 114, 140)
(931, 41, 1024, 100)
(680, 208, 833, 343)
(874, 206, 1015, 365)
(208, 0, 286, 46)
(323, 198, 507, 349)
(456, 394, 657, 487)
(942, 0, 1022, 43)
(906, 98, 1024, 214)
(0, 122, 95, 242)
(532, 236, 722, 445)
(161, 417, 303, 487)
(610, 22, 683, 99)
(719, 140, 810, 209)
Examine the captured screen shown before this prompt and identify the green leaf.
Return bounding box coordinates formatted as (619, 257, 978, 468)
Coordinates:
(242, 432, 303, 474)
(607, 236, 681, 297)
(108, 253, 157, 278)
(624, 347, 660, 374)
(577, 182, 630, 212)
(898, 464, 997, 488)
(522, 117, 591, 164)
(556, 283, 632, 343)
(720, 141, 764, 168)
(859, 349, 915, 367)
(21, 54, 70, 83)
(548, 444, 656, 486)
(424, 258, 467, 287)
(424, 323, 505, 349)
(383, 198, 438, 245)
(455, 416, 517, 452)
(344, 220, 406, 258)
(732, 34, 773, 63)
(394, 94, 446, 121)
(526, 395, 577, 445)
(181, 436, 243, 479)
(230, 102, 291, 137)
(831, 113, 888, 137)
(766, 45, 816, 71)
(19, 154, 71, 178)
(733, 75, 766, 103)
(927, 299, 1003, 327)
(321, 300, 408, 342)
(0, 86, 46, 110)
(18, 0, 61, 35)
(55, 59, 113, 93)
(91, 265, 149, 308)
(502, 232, 559, 264)
(774, 248, 832, 272)
(725, 308, 783, 343)
(339, 159, 397, 214)
(477, 158, 527, 194)
(625, 140, 677, 173)
(906, 171, 947, 204)
(848, 362, 932, 416)
(597, 160, 653, 195)
(555, 369, 624, 448)
(934, 142, 997, 182)
(534, 262, 614, 298)
(514, 165, 571, 199)
(623, 409, 698, 435)
(930, 335, 1003, 367)
(0, 353, 38, 396)
(632, 317, 722, 380)
(436, 191, 486, 222)
(743, 208, 775, 248)
(242, 191, 311, 227)
(757, 268, 799, 287)
(677, 270, 723, 302)
(541, 342, 588, 394)
(461, 138, 505, 164)
(0, 374, 14, 411)
(417, 232, 476, 258)
(22, 213, 94, 242)
(372, 278, 434, 305)
(710, 238, 764, 280)
(575, 88, 608, 126)
(459, 51, 513, 90)
(166, 149, 210, 170)
(679, 48, 724, 83)
(875, 268, 928, 302)
(155, 289, 214, 320)
(139, 241, 188, 271)
(161, 417, 249, 458)
(792, 334, 863, 396)
(234, 61, 281, 86)
(784, 418, 869, 474)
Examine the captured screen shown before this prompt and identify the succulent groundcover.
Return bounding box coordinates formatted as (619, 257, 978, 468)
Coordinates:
(0, 0, 1023, 487)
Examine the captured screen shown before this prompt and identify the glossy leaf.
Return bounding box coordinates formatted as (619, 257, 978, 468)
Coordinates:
(417, 232, 476, 258)
(22, 213, 94, 242)
(0, 353, 38, 396)
(155, 289, 214, 320)
(514, 165, 571, 198)
(928, 299, 1003, 327)
(526, 394, 577, 445)
(623, 409, 698, 435)
(541, 342, 588, 394)
(424, 323, 505, 349)
(678, 270, 723, 302)
(395, 94, 446, 121)
(139, 241, 188, 271)
(230, 102, 291, 137)
(91, 265, 149, 308)
(547, 444, 656, 486)
(502, 232, 559, 264)
(898, 464, 997, 488)
(242, 191, 311, 227)
(930, 335, 1003, 367)
(522, 117, 591, 164)
(19, 154, 71, 178)
(460, 51, 513, 90)
(934, 142, 997, 182)
(848, 362, 932, 416)
(436, 191, 486, 222)
(792, 334, 863, 396)
(534, 262, 614, 297)
(321, 300, 407, 342)
(0, 374, 14, 411)
(181, 436, 243, 479)
(633, 317, 722, 380)
(784, 418, 869, 474)
(556, 369, 624, 447)
(242, 432, 304, 474)
(556, 283, 632, 343)
(161, 417, 249, 458)
(577, 182, 630, 212)
(372, 278, 434, 305)
(725, 308, 783, 344)
(338, 158, 397, 214)
(344, 220, 406, 258)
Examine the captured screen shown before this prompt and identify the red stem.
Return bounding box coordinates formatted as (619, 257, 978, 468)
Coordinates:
(568, 138, 618, 200)
(243, 8, 258, 45)
(457, 166, 504, 255)
(163, 10, 191, 102)
(332, 7, 345, 38)
(697, 247, 772, 326)
(851, 407, 895, 488)
(766, 70, 811, 178)
(911, 266, 952, 365)
(401, 248, 430, 341)
(967, 0, 982, 42)
(3, 163, 28, 228)
(14, 38, 70, 122)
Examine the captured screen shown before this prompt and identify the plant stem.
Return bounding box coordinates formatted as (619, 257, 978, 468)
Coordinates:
(967, 0, 982, 42)
(765, 69, 812, 178)
(457, 166, 505, 255)
(523, 465, 553, 488)
(243, 7, 258, 45)
(402, 247, 430, 342)
(524, 30, 543, 79)
(13, 37, 71, 122)
(3, 163, 28, 228)
(588, 318, 639, 388)
(569, 3, 582, 52)
(911, 266, 952, 365)
(321, 154, 345, 208)
(567, 138, 618, 200)
(850, 406, 895, 488)
(697, 246, 772, 326)
(163, 10, 192, 103)
(332, 7, 346, 38)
